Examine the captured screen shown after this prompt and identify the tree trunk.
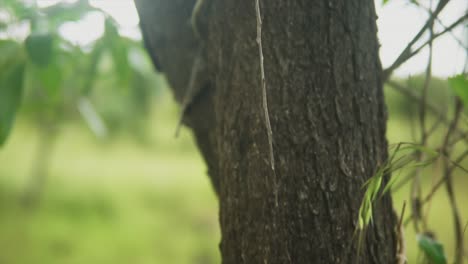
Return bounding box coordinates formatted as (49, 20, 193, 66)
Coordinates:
(135, 0, 398, 263)
(21, 121, 58, 207)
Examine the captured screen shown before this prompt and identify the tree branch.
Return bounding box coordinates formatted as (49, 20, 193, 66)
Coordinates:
(382, 0, 467, 80)
(410, 9, 435, 233)
(397, 201, 407, 264)
(403, 148, 468, 228)
(441, 98, 464, 264)
(410, 0, 468, 50)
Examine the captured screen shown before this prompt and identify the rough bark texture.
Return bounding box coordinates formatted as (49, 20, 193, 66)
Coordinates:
(135, 0, 398, 263)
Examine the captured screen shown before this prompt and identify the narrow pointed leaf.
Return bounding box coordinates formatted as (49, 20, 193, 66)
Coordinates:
(417, 234, 447, 264)
(448, 74, 468, 106)
(0, 62, 25, 146)
(25, 33, 54, 66)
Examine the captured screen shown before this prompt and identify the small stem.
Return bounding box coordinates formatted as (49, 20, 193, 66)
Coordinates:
(441, 99, 464, 264)
(397, 201, 408, 264)
(383, 7, 468, 80)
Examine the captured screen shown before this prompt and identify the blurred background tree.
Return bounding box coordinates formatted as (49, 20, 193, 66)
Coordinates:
(1, 1, 220, 263)
(0, 0, 165, 204)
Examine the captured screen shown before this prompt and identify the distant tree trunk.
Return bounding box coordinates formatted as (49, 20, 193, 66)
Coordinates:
(135, 0, 398, 263)
(22, 121, 57, 207)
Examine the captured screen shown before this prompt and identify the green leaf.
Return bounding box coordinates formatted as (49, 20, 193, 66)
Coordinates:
(104, 18, 131, 87)
(417, 234, 447, 264)
(397, 143, 439, 157)
(36, 61, 63, 100)
(0, 40, 22, 69)
(2, 0, 36, 21)
(381, 169, 402, 195)
(25, 33, 54, 66)
(82, 39, 105, 95)
(448, 74, 468, 106)
(0, 62, 25, 146)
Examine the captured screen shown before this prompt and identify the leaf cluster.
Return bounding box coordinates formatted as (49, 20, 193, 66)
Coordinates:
(0, 0, 160, 146)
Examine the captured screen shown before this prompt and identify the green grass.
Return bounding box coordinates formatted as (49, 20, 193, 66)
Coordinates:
(0, 96, 220, 264)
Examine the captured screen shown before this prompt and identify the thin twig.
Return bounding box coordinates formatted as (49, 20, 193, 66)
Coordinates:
(420, 13, 434, 145)
(255, 0, 275, 171)
(410, 0, 468, 49)
(403, 147, 468, 225)
(397, 201, 408, 264)
(383, 0, 450, 80)
(408, 77, 419, 142)
(448, 130, 468, 148)
(383, 8, 468, 81)
(392, 170, 417, 193)
(449, 149, 468, 174)
(425, 113, 444, 141)
(410, 12, 435, 232)
(422, 149, 467, 207)
(398, 13, 468, 74)
(415, 5, 435, 230)
(441, 98, 464, 264)
(449, 149, 468, 173)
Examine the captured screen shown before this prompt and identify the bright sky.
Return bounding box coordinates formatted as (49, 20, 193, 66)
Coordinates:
(39, 0, 467, 78)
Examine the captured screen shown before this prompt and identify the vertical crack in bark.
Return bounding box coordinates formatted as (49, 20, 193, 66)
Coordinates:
(255, 0, 276, 174)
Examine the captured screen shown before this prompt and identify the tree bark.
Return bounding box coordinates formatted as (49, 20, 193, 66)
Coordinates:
(135, 0, 220, 193)
(135, 0, 398, 263)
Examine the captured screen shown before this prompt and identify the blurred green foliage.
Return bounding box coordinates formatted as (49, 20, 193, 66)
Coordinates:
(448, 74, 468, 107)
(0, 0, 162, 146)
(0, 0, 222, 261)
(0, 97, 221, 263)
(417, 234, 448, 264)
(385, 75, 452, 120)
(0, 51, 25, 145)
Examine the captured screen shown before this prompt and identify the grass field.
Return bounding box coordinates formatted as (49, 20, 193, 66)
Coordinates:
(0, 91, 466, 263)
(0, 95, 220, 264)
